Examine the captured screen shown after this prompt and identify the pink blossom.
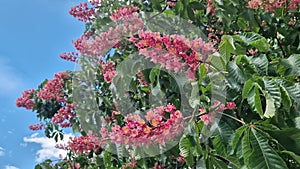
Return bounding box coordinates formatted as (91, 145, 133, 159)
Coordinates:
(69, 2, 96, 22)
(59, 52, 78, 62)
(51, 103, 76, 128)
(110, 5, 140, 22)
(226, 102, 236, 110)
(37, 72, 69, 102)
(200, 114, 210, 125)
(28, 123, 44, 131)
(101, 61, 116, 83)
(16, 89, 35, 110)
(67, 131, 106, 154)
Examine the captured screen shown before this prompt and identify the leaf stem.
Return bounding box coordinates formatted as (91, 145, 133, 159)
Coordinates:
(217, 111, 246, 125)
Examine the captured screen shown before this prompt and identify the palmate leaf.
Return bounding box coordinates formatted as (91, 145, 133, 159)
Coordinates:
(243, 128, 289, 169)
(231, 126, 248, 154)
(236, 55, 258, 77)
(233, 32, 270, 52)
(280, 54, 300, 76)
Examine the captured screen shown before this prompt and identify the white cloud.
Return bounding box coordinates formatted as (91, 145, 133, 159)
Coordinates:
(0, 57, 23, 94)
(23, 133, 74, 162)
(5, 165, 19, 169)
(0, 146, 5, 156)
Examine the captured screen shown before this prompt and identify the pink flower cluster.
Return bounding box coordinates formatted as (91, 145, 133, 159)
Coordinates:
(59, 52, 78, 62)
(69, 2, 96, 22)
(66, 131, 106, 154)
(51, 103, 76, 128)
(110, 5, 140, 22)
(206, 0, 216, 16)
(199, 101, 236, 125)
(101, 61, 116, 83)
(248, 0, 300, 12)
(16, 89, 35, 110)
(75, 7, 143, 57)
(37, 72, 69, 102)
(110, 104, 184, 146)
(130, 30, 214, 80)
(28, 122, 44, 130)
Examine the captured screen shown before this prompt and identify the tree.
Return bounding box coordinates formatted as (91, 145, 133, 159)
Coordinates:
(16, 0, 300, 168)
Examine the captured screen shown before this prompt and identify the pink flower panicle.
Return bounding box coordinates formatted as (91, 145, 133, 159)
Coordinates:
(37, 72, 69, 102)
(69, 2, 96, 22)
(59, 52, 78, 62)
(109, 104, 184, 146)
(28, 122, 44, 131)
(89, 0, 102, 6)
(101, 61, 116, 83)
(248, 0, 300, 12)
(167, 1, 177, 7)
(16, 89, 35, 110)
(131, 30, 214, 80)
(76, 9, 143, 57)
(110, 5, 140, 22)
(51, 103, 76, 128)
(67, 131, 106, 154)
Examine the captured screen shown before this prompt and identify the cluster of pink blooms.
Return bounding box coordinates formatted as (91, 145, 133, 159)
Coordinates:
(199, 101, 236, 125)
(101, 61, 117, 83)
(59, 52, 78, 62)
(110, 5, 140, 22)
(37, 72, 69, 102)
(248, 0, 300, 12)
(63, 131, 106, 154)
(110, 104, 184, 146)
(69, 2, 96, 22)
(89, 0, 102, 6)
(51, 103, 76, 128)
(75, 6, 143, 57)
(16, 89, 35, 110)
(28, 122, 44, 131)
(130, 30, 214, 80)
(206, 0, 216, 15)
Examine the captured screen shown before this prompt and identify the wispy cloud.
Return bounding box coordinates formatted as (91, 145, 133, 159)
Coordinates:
(23, 133, 74, 162)
(0, 146, 5, 156)
(5, 165, 19, 169)
(0, 57, 23, 95)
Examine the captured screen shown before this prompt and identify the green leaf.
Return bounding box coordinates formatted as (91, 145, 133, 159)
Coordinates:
(242, 79, 254, 99)
(281, 150, 300, 164)
(280, 54, 300, 76)
(247, 86, 264, 118)
(210, 155, 229, 169)
(279, 84, 292, 112)
(264, 94, 276, 118)
(283, 82, 300, 103)
(250, 54, 269, 75)
(179, 135, 194, 167)
(227, 61, 246, 84)
(233, 32, 269, 52)
(246, 128, 289, 169)
(267, 128, 300, 155)
(242, 129, 251, 165)
(263, 77, 281, 108)
(231, 126, 248, 154)
(219, 35, 236, 66)
(236, 55, 258, 77)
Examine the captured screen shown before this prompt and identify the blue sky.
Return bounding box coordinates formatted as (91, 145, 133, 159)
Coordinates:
(0, 0, 84, 168)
